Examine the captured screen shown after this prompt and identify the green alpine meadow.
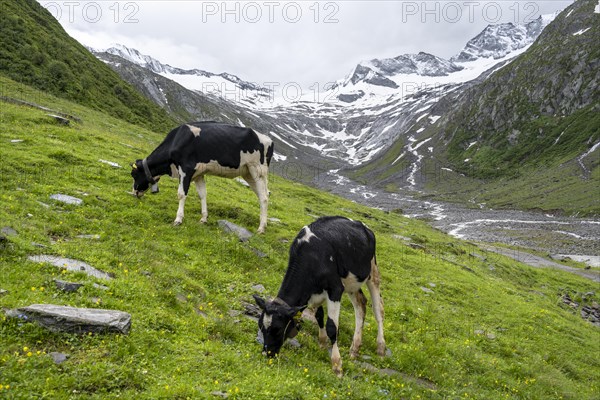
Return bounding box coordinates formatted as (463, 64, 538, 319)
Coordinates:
(1, 0, 599, 399)
(1, 76, 599, 399)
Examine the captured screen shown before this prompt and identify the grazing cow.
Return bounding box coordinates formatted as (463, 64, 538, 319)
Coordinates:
(253, 216, 385, 376)
(131, 122, 273, 233)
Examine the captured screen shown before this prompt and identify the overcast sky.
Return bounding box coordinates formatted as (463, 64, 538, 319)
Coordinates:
(40, 1, 572, 89)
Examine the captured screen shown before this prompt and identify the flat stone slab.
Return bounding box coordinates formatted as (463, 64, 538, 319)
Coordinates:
(10, 304, 131, 334)
(75, 234, 101, 240)
(28, 255, 112, 280)
(50, 194, 83, 206)
(99, 159, 122, 168)
(218, 220, 253, 242)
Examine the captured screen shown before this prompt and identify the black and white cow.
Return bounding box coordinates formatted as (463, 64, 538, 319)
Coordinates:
(253, 216, 385, 376)
(131, 122, 273, 233)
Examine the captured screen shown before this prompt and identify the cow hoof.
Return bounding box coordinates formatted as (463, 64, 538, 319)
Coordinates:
(350, 350, 359, 359)
(257, 228, 265, 234)
(377, 344, 386, 357)
(333, 366, 343, 378)
(173, 220, 182, 226)
(200, 218, 207, 224)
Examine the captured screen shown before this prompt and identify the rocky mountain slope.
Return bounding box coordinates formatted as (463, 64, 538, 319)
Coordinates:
(352, 0, 599, 214)
(89, 0, 597, 213)
(97, 44, 272, 107)
(94, 12, 554, 169)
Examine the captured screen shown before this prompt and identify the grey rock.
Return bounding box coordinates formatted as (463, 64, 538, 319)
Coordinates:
(12, 304, 131, 334)
(28, 255, 112, 280)
(428, 282, 436, 288)
(217, 220, 252, 242)
(31, 242, 47, 248)
(420, 286, 434, 294)
(49, 352, 69, 364)
(75, 234, 101, 240)
(211, 391, 229, 398)
(176, 293, 188, 303)
(268, 217, 282, 223)
(338, 91, 365, 103)
(54, 279, 83, 293)
(1, 227, 17, 237)
(47, 114, 70, 125)
(288, 338, 301, 348)
(251, 284, 266, 293)
(0, 289, 7, 296)
(249, 247, 268, 258)
(470, 252, 486, 261)
(409, 243, 426, 251)
(195, 308, 208, 318)
(50, 194, 83, 206)
(92, 283, 109, 291)
(241, 301, 261, 318)
(234, 177, 250, 187)
(392, 235, 411, 242)
(98, 159, 121, 168)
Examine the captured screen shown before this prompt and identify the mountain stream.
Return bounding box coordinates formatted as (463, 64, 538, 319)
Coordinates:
(315, 171, 600, 270)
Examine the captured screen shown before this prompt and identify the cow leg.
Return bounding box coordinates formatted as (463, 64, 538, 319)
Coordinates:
(366, 258, 386, 356)
(348, 289, 367, 358)
(315, 306, 328, 348)
(174, 169, 192, 226)
(326, 296, 343, 377)
(243, 166, 269, 234)
(194, 176, 208, 223)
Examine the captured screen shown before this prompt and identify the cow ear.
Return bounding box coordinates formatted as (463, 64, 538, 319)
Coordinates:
(253, 294, 267, 310)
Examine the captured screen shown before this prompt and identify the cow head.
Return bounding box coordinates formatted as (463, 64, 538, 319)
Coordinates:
(130, 159, 159, 197)
(253, 295, 305, 357)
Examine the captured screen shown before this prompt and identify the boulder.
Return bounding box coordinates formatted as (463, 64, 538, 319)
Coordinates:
(9, 304, 131, 334)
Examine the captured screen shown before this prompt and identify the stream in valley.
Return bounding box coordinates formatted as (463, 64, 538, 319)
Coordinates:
(314, 171, 600, 268)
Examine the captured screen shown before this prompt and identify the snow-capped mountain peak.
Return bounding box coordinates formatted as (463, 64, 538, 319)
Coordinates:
(93, 44, 272, 106)
(342, 52, 464, 90)
(452, 14, 557, 62)
(102, 44, 172, 74)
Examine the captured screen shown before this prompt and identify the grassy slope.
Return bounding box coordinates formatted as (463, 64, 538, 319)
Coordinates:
(0, 77, 599, 399)
(0, 0, 175, 132)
